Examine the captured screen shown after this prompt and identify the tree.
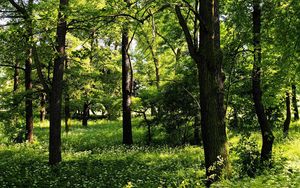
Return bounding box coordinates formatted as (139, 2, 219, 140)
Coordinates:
(292, 85, 299, 121)
(251, 0, 274, 161)
(175, 0, 229, 183)
(283, 91, 291, 137)
(8, 0, 34, 143)
(122, 0, 133, 145)
(49, 0, 68, 165)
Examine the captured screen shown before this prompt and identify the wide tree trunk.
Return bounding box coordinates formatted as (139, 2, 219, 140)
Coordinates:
(283, 92, 291, 137)
(199, 0, 228, 183)
(121, 0, 133, 145)
(40, 93, 46, 122)
(292, 84, 299, 121)
(175, 0, 229, 184)
(82, 102, 89, 127)
(252, 0, 274, 161)
(49, 0, 68, 165)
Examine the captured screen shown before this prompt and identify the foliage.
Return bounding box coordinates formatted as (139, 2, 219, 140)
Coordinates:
(0, 120, 299, 187)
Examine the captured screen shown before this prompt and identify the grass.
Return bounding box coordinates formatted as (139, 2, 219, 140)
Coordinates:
(0, 119, 300, 187)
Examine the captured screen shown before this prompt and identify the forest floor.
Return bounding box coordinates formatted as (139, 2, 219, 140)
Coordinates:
(0, 119, 299, 187)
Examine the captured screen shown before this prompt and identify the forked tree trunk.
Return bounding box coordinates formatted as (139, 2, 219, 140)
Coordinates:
(199, 0, 228, 184)
(49, 0, 68, 165)
(252, 0, 274, 161)
(292, 84, 299, 121)
(176, 0, 228, 184)
(121, 0, 133, 145)
(283, 92, 291, 137)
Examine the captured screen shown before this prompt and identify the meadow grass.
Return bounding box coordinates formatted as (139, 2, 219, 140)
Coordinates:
(0, 119, 299, 187)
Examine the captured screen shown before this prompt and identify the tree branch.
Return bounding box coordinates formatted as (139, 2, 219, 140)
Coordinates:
(175, 5, 197, 59)
(0, 63, 25, 71)
(32, 45, 51, 93)
(8, 0, 28, 18)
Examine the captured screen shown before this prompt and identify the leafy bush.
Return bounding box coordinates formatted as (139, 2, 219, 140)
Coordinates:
(233, 135, 261, 177)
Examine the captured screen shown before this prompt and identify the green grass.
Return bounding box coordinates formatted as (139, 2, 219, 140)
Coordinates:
(0, 119, 300, 187)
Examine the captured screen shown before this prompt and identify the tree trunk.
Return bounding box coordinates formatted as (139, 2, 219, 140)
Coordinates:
(233, 107, 238, 129)
(82, 102, 89, 127)
(64, 59, 70, 133)
(13, 62, 19, 92)
(283, 92, 291, 137)
(292, 84, 299, 121)
(40, 93, 46, 122)
(49, 0, 68, 165)
(252, 0, 274, 161)
(25, 47, 33, 143)
(199, 0, 228, 184)
(121, 0, 133, 145)
(175, 0, 229, 184)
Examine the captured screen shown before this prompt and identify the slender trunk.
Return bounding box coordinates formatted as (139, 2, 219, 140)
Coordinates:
(13, 62, 19, 92)
(252, 0, 274, 161)
(25, 47, 33, 143)
(64, 60, 70, 133)
(40, 93, 46, 122)
(82, 102, 89, 127)
(292, 84, 299, 121)
(49, 0, 68, 165)
(233, 107, 238, 129)
(283, 92, 291, 137)
(122, 0, 133, 145)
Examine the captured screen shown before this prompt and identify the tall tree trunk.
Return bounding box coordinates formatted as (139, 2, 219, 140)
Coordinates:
(199, 0, 228, 183)
(292, 84, 299, 121)
(121, 0, 133, 145)
(64, 60, 70, 133)
(175, 0, 229, 184)
(233, 107, 239, 129)
(49, 0, 68, 165)
(40, 93, 46, 122)
(25, 40, 33, 143)
(82, 102, 89, 127)
(283, 92, 291, 137)
(8, 0, 34, 143)
(252, 0, 274, 161)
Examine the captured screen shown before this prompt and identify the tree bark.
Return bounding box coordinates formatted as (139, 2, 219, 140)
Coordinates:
(82, 102, 89, 127)
(283, 92, 291, 137)
(8, 0, 34, 143)
(292, 84, 299, 121)
(175, 0, 229, 184)
(25, 47, 33, 143)
(252, 0, 274, 161)
(13, 62, 19, 92)
(40, 93, 46, 122)
(121, 0, 133, 145)
(64, 60, 70, 133)
(49, 0, 68, 165)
